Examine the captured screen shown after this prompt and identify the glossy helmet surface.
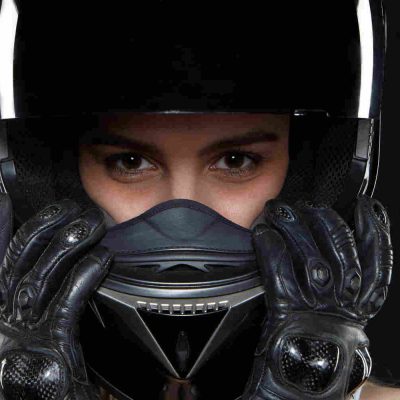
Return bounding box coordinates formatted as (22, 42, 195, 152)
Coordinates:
(0, 1, 386, 399)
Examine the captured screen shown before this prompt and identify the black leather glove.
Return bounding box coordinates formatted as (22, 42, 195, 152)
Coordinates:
(241, 195, 392, 400)
(0, 194, 113, 400)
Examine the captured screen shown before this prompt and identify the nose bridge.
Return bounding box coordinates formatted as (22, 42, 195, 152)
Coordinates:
(167, 166, 200, 201)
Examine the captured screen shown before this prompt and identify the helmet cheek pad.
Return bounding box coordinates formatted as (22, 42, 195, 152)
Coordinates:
(280, 114, 379, 223)
(1, 117, 97, 226)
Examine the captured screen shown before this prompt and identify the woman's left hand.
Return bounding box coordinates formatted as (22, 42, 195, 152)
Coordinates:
(241, 195, 393, 400)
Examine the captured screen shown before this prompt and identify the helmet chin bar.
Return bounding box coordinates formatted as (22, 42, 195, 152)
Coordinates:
(84, 284, 267, 400)
(90, 284, 265, 380)
(77, 198, 264, 399)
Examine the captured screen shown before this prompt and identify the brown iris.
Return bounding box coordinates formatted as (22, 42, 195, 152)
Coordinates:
(222, 153, 247, 169)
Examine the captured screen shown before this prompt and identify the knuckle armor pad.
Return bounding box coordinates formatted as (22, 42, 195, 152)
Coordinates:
(279, 336, 340, 392)
(0, 351, 67, 400)
(61, 222, 90, 246)
(347, 347, 372, 394)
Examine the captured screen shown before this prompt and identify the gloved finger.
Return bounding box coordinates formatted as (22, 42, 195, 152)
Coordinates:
(299, 203, 362, 308)
(44, 245, 113, 381)
(252, 224, 303, 311)
(0, 199, 81, 318)
(263, 199, 334, 308)
(0, 193, 13, 319)
(353, 195, 393, 318)
(0, 193, 13, 263)
(15, 207, 106, 323)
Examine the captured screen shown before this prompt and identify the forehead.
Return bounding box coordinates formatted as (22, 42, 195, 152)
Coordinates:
(97, 113, 290, 140)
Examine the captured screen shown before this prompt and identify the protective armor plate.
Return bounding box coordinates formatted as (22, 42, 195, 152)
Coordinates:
(347, 348, 371, 394)
(280, 336, 340, 392)
(0, 351, 66, 400)
(348, 351, 365, 394)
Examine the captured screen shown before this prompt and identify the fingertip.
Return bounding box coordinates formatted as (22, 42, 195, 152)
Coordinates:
(58, 207, 107, 248)
(263, 199, 298, 223)
(354, 195, 390, 231)
(78, 207, 107, 234)
(253, 223, 271, 236)
(79, 207, 106, 224)
(264, 198, 286, 212)
(371, 199, 390, 229)
(66, 246, 113, 295)
(88, 245, 114, 271)
(36, 199, 81, 221)
(252, 223, 285, 251)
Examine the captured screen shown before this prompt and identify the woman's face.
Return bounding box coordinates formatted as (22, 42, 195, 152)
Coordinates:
(79, 113, 290, 228)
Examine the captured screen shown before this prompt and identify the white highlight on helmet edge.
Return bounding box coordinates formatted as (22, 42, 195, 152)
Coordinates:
(0, 358, 6, 389)
(0, 0, 18, 119)
(0, 3, 376, 120)
(357, 0, 374, 119)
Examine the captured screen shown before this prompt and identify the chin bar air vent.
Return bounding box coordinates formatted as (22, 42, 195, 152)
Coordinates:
(137, 300, 229, 315)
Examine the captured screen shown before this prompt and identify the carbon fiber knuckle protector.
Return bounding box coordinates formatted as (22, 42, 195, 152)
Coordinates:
(347, 347, 372, 394)
(279, 336, 340, 393)
(0, 351, 68, 400)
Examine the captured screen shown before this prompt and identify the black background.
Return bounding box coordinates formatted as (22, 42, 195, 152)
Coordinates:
(365, 0, 400, 383)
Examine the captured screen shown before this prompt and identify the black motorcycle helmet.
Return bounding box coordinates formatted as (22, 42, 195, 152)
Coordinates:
(0, 1, 386, 399)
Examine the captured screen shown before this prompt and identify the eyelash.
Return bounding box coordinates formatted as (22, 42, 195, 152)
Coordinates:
(104, 150, 267, 180)
(210, 151, 264, 177)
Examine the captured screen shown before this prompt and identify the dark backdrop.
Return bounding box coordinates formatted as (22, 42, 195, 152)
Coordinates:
(365, 0, 400, 383)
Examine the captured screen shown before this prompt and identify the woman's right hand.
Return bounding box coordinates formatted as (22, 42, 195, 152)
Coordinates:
(0, 194, 113, 400)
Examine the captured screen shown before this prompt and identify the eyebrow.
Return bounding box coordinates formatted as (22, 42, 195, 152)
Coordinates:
(80, 130, 164, 159)
(81, 129, 279, 158)
(197, 130, 279, 157)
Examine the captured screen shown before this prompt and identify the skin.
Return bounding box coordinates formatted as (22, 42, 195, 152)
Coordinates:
(79, 113, 399, 399)
(79, 113, 290, 228)
(361, 382, 400, 400)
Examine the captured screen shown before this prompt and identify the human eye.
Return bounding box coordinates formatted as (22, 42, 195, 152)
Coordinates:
(104, 152, 158, 181)
(209, 150, 266, 179)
